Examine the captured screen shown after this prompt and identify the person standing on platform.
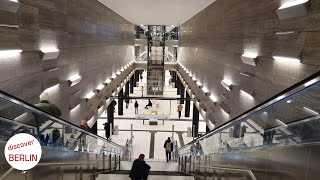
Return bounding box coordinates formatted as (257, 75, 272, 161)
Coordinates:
(177, 103, 183, 119)
(134, 101, 139, 114)
(140, 86, 144, 97)
(164, 137, 173, 162)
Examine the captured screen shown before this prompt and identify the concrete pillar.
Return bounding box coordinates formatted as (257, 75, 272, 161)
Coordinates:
(130, 75, 134, 94)
(192, 104, 199, 137)
(107, 101, 114, 130)
(177, 77, 181, 95)
(185, 92, 190, 117)
(134, 71, 139, 87)
(125, 81, 129, 97)
(118, 89, 123, 116)
(180, 82, 185, 104)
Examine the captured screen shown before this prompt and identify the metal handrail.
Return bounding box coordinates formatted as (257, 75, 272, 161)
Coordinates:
(195, 165, 257, 180)
(179, 72, 320, 149)
(0, 90, 126, 150)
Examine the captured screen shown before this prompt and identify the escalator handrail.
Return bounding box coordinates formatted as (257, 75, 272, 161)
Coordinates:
(195, 165, 257, 180)
(179, 71, 320, 149)
(0, 90, 126, 150)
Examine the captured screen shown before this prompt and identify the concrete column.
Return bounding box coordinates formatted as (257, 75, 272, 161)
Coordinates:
(134, 71, 139, 87)
(192, 104, 199, 137)
(174, 72, 178, 88)
(185, 92, 190, 117)
(118, 89, 123, 116)
(130, 75, 134, 94)
(125, 81, 129, 97)
(180, 82, 185, 104)
(177, 77, 181, 95)
(107, 102, 114, 130)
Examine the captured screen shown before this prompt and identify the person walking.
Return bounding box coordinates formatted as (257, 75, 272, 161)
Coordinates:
(177, 103, 183, 119)
(145, 99, 152, 109)
(164, 137, 173, 162)
(140, 86, 144, 97)
(134, 101, 139, 114)
(35, 92, 62, 118)
(129, 154, 151, 180)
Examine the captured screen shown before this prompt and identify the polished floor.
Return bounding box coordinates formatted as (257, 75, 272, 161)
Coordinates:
(97, 71, 206, 161)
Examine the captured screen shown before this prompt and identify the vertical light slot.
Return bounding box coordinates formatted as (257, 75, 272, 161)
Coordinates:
(0, 49, 22, 57)
(279, 0, 309, 9)
(273, 56, 300, 64)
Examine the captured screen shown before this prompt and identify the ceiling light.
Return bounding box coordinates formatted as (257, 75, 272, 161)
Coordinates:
(303, 107, 319, 115)
(0, 24, 19, 28)
(68, 75, 81, 87)
(44, 84, 59, 92)
(9, 0, 18, 2)
(96, 84, 104, 91)
(111, 74, 117, 79)
(105, 78, 112, 84)
(241, 52, 258, 66)
(0, 49, 22, 57)
(240, 72, 252, 77)
(279, 0, 309, 9)
(273, 56, 300, 64)
(44, 67, 59, 72)
(41, 48, 60, 60)
(85, 92, 95, 101)
(210, 95, 218, 103)
(242, 52, 258, 59)
(116, 71, 121, 75)
(287, 100, 293, 103)
(221, 80, 232, 91)
(276, 31, 295, 35)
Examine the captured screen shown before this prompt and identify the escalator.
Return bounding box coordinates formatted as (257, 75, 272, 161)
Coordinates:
(0, 90, 129, 180)
(178, 73, 320, 180)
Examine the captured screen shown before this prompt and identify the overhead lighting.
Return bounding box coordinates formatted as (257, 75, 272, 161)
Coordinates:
(9, 0, 18, 2)
(279, 0, 309, 9)
(240, 90, 254, 99)
(197, 81, 203, 87)
(304, 78, 318, 87)
(275, 119, 287, 127)
(192, 76, 197, 82)
(116, 71, 121, 75)
(221, 79, 232, 91)
(45, 84, 59, 92)
(210, 95, 218, 103)
(242, 52, 258, 59)
(105, 78, 112, 85)
(0, 24, 19, 28)
(85, 92, 95, 101)
(273, 56, 300, 64)
(41, 48, 60, 60)
(40, 48, 59, 53)
(303, 107, 319, 115)
(44, 67, 59, 72)
(276, 31, 295, 35)
(68, 75, 81, 87)
(96, 84, 104, 91)
(111, 74, 117, 79)
(240, 72, 252, 77)
(69, 103, 80, 111)
(287, 100, 293, 103)
(0, 49, 22, 57)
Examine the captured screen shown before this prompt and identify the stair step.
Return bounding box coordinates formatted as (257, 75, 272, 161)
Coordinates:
(104, 170, 192, 176)
(120, 161, 179, 172)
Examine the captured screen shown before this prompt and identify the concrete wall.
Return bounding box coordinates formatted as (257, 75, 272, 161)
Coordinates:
(178, 0, 320, 126)
(0, 0, 134, 125)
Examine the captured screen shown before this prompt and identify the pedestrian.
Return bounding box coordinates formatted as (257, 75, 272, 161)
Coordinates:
(144, 99, 152, 109)
(79, 120, 91, 151)
(66, 134, 77, 150)
(134, 101, 139, 114)
(140, 86, 144, 97)
(177, 103, 183, 119)
(35, 92, 62, 117)
(163, 137, 173, 162)
(80, 120, 92, 132)
(129, 154, 151, 180)
(240, 125, 247, 142)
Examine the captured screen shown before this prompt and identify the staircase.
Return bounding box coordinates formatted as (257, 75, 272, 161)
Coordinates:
(97, 161, 194, 180)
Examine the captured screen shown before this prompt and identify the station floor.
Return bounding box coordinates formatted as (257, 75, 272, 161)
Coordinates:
(97, 71, 206, 161)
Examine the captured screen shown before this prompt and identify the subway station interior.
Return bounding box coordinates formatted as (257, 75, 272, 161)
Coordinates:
(0, 0, 320, 179)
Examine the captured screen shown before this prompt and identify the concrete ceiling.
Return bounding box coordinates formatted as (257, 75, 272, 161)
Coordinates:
(98, 0, 216, 25)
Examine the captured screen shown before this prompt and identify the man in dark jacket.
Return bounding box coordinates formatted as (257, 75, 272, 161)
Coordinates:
(164, 137, 173, 162)
(129, 154, 151, 180)
(134, 101, 139, 114)
(35, 92, 62, 118)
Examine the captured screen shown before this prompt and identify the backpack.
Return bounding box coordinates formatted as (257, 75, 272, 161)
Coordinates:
(165, 142, 172, 152)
